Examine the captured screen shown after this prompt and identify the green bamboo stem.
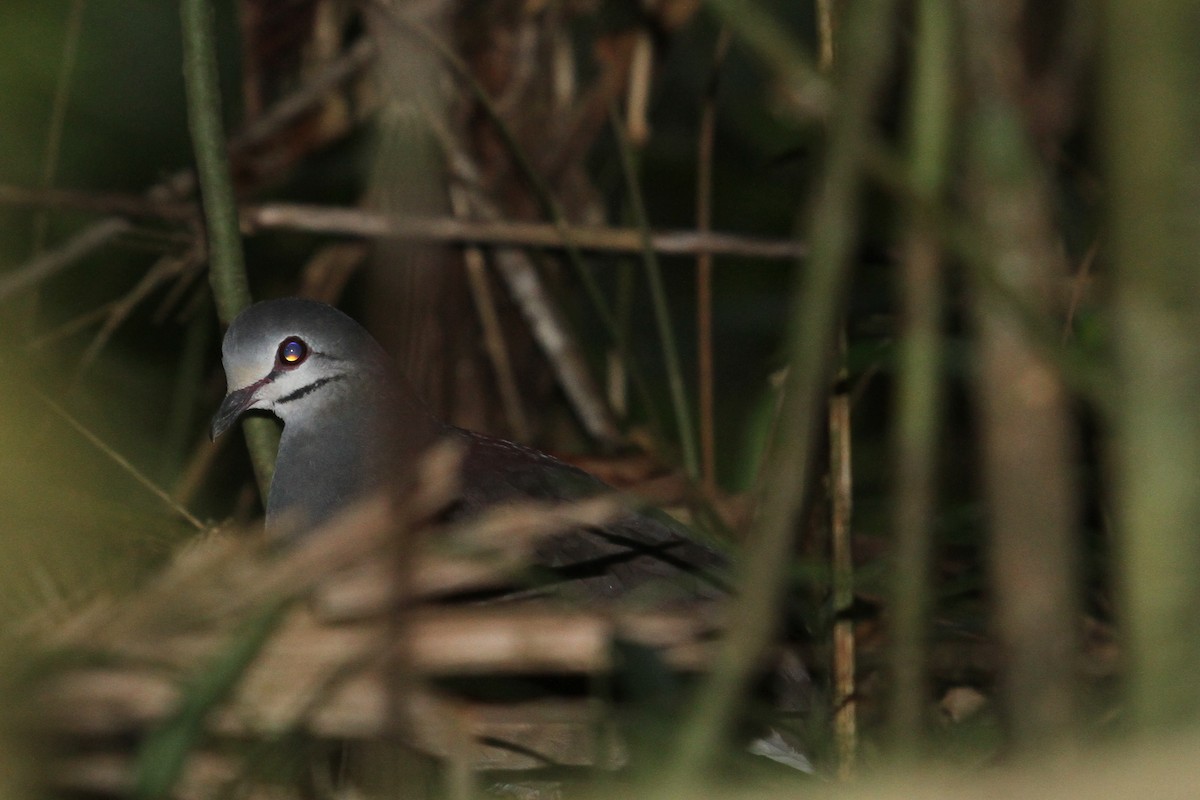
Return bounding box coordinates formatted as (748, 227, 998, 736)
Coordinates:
(1105, 0, 1200, 729)
(887, 0, 953, 757)
(961, 0, 1082, 750)
(134, 601, 287, 799)
(179, 0, 276, 497)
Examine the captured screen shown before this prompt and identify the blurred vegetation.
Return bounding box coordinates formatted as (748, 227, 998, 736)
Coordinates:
(2, 0, 1200, 797)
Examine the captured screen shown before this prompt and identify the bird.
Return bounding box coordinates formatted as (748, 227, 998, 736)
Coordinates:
(208, 297, 812, 775)
(209, 297, 724, 603)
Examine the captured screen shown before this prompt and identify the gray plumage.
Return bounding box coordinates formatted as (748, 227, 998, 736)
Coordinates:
(211, 298, 724, 601)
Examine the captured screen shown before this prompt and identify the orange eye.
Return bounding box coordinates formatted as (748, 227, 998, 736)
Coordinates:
(278, 337, 308, 367)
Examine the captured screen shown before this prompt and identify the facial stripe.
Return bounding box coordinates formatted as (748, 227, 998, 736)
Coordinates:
(275, 374, 346, 405)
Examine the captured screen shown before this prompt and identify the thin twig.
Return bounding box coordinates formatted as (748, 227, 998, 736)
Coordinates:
(467, 253, 532, 438)
(435, 141, 626, 447)
(225, 37, 376, 159)
(0, 187, 810, 261)
(13, 0, 89, 340)
(488, 246, 625, 447)
(0, 218, 132, 302)
(0, 185, 197, 220)
(153, 253, 208, 325)
(610, 259, 635, 418)
(450, 188, 532, 441)
(29, 0, 88, 259)
(0, 40, 374, 310)
(830, 335, 857, 779)
(1063, 239, 1098, 342)
(696, 27, 732, 494)
(35, 391, 206, 531)
(248, 203, 807, 260)
(296, 241, 368, 303)
(611, 104, 700, 480)
(625, 30, 654, 146)
(74, 249, 201, 380)
(24, 300, 120, 350)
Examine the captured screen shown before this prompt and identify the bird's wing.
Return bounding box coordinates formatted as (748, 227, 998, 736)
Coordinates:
(447, 428, 727, 605)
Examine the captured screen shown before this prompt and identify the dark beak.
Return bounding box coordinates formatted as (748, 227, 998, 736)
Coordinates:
(210, 384, 260, 441)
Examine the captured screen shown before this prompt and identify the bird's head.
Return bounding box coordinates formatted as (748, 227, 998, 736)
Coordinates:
(210, 298, 387, 440)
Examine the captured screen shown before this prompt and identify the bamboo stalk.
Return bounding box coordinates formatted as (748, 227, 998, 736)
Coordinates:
(179, 0, 249, 320)
(961, 0, 1081, 751)
(179, 0, 275, 496)
(449, 187, 531, 442)
(887, 0, 953, 758)
(662, 0, 900, 786)
(1104, 0, 1200, 729)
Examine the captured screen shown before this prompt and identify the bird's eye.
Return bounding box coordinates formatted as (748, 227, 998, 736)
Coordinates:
(277, 337, 308, 367)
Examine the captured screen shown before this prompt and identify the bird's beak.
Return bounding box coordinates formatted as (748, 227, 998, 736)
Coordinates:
(210, 384, 260, 441)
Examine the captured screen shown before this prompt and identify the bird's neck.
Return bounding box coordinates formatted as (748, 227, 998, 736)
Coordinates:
(266, 374, 442, 539)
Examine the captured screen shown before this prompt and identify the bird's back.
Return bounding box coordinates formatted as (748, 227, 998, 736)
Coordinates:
(449, 427, 728, 606)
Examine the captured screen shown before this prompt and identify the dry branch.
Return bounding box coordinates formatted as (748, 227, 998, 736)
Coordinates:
(246, 203, 808, 260)
(0, 186, 808, 262)
(28, 446, 729, 794)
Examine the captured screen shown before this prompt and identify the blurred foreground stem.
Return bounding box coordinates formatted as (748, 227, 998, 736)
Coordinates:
(662, 0, 899, 786)
(1105, 0, 1200, 729)
(962, 0, 1081, 750)
(887, 0, 953, 757)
